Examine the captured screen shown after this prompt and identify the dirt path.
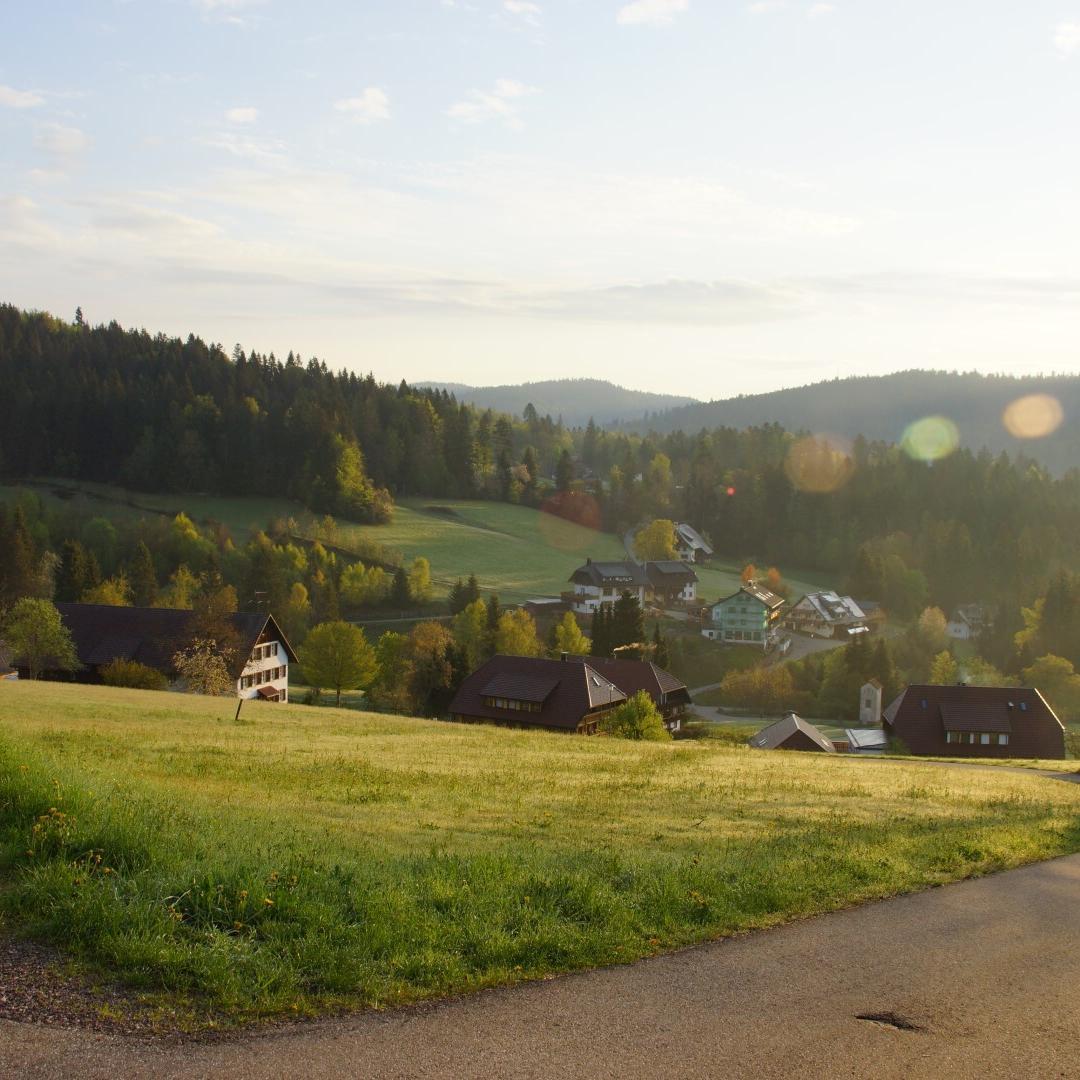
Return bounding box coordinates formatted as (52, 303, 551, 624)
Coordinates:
(5, 853, 1080, 1079)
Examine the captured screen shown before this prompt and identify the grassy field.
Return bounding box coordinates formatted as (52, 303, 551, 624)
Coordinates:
(0, 480, 833, 605)
(2, 681, 1079, 1024)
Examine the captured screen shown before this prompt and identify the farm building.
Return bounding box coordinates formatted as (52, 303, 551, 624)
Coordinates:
(859, 678, 883, 726)
(568, 559, 649, 614)
(787, 591, 869, 639)
(946, 604, 986, 641)
(568, 654, 691, 732)
(844, 728, 889, 754)
(702, 583, 787, 650)
(448, 654, 626, 734)
(17, 603, 296, 702)
(882, 684, 1065, 759)
(644, 560, 698, 605)
(748, 714, 836, 753)
(674, 523, 714, 563)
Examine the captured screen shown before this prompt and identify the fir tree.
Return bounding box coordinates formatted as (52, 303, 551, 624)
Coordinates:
(128, 541, 158, 606)
(390, 566, 412, 608)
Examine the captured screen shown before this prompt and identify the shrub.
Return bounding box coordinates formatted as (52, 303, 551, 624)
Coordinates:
(100, 659, 168, 691)
(600, 690, 671, 741)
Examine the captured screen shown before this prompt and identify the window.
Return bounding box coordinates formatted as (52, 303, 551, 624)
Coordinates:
(999, 734, 1009, 746)
(980, 733, 990, 745)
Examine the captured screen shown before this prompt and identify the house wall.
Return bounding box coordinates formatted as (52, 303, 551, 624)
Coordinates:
(859, 684, 882, 726)
(946, 621, 972, 640)
(237, 639, 289, 701)
(705, 595, 777, 648)
(572, 583, 645, 614)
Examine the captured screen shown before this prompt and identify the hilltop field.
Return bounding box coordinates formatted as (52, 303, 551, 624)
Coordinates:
(1, 681, 1078, 1025)
(0, 480, 830, 604)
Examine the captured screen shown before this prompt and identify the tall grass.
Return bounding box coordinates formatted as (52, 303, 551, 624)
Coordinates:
(1, 681, 1078, 1021)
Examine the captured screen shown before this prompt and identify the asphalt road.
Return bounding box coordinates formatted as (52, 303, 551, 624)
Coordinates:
(5, 853, 1080, 1079)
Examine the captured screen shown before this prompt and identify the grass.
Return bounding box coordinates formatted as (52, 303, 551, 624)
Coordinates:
(2, 681, 1079, 1024)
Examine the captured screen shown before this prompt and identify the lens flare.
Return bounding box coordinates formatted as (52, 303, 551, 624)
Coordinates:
(784, 434, 855, 494)
(1002, 394, 1064, 439)
(901, 416, 959, 462)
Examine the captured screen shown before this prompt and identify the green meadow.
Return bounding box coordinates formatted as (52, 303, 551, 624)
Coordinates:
(1, 681, 1078, 1024)
(1, 480, 830, 604)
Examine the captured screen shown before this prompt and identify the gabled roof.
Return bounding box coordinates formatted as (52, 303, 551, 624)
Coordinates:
(569, 655, 691, 708)
(449, 655, 626, 729)
(748, 713, 835, 752)
(645, 561, 698, 586)
(53, 603, 295, 681)
(570, 559, 650, 588)
(794, 591, 865, 625)
(674, 523, 714, 555)
(883, 684, 1062, 733)
(714, 583, 786, 611)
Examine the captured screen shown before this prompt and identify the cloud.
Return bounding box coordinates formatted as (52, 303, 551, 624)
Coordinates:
(199, 131, 287, 163)
(808, 3, 834, 17)
(193, 0, 267, 26)
(333, 88, 390, 124)
(617, 0, 688, 25)
(1055, 21, 1080, 57)
(225, 106, 259, 124)
(447, 79, 538, 126)
(504, 0, 541, 25)
(34, 123, 90, 157)
(748, 1, 786, 13)
(0, 84, 44, 109)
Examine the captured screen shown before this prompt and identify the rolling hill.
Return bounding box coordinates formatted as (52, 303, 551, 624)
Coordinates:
(418, 378, 699, 427)
(621, 371, 1080, 474)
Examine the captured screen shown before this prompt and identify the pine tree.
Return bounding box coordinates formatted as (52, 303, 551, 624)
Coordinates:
(56, 539, 92, 603)
(652, 624, 670, 669)
(390, 566, 412, 608)
(591, 606, 611, 658)
(128, 541, 158, 606)
(611, 592, 645, 654)
(448, 578, 466, 614)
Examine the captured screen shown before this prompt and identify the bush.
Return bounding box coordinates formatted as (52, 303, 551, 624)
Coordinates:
(600, 690, 670, 741)
(100, 659, 169, 691)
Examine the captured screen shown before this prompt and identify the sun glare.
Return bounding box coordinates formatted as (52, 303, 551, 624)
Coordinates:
(900, 416, 960, 462)
(1002, 394, 1064, 440)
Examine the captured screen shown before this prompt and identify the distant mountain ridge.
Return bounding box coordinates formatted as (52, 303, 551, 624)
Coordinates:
(622, 370, 1080, 474)
(418, 378, 699, 427)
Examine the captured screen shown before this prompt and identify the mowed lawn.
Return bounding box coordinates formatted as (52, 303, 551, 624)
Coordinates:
(2, 682, 1079, 1023)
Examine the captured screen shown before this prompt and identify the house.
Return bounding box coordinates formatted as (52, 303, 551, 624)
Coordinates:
(674, 523, 714, 564)
(644, 560, 698, 606)
(701, 583, 787, 650)
(748, 713, 835, 753)
(787, 591, 869, 639)
(844, 727, 889, 754)
(568, 559, 650, 614)
(22, 603, 296, 702)
(882, 684, 1065, 759)
(569, 654, 691, 732)
(448, 654, 626, 734)
(859, 678, 883, 726)
(946, 604, 986, 641)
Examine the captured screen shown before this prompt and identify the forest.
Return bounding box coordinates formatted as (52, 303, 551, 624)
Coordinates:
(2, 303, 1080, 630)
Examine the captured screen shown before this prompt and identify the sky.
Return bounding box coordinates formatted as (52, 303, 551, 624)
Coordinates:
(1, 0, 1079, 400)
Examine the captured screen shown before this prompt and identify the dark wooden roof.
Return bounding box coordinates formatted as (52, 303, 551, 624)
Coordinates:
(449, 655, 626, 730)
(569, 560, 650, 588)
(53, 603, 295, 681)
(569, 655, 691, 709)
(882, 684, 1065, 759)
(749, 713, 835, 752)
(644, 561, 698, 587)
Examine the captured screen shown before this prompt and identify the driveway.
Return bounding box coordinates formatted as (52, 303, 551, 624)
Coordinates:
(5, 852, 1080, 1078)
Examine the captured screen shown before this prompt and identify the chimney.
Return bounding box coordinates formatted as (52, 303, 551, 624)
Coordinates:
(561, 651, 568, 662)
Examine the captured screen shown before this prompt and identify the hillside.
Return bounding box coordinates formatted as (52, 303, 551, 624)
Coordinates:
(420, 378, 699, 427)
(624, 371, 1080, 474)
(3, 680, 1078, 1022)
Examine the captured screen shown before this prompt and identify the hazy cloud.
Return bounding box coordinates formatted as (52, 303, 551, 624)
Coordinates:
(617, 0, 688, 27)
(334, 88, 390, 124)
(34, 123, 90, 157)
(1055, 21, 1080, 56)
(504, 0, 541, 23)
(808, 3, 835, 17)
(225, 106, 259, 123)
(447, 79, 537, 127)
(0, 84, 45, 109)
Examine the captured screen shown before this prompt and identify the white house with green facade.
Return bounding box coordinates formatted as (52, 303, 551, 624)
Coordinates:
(702, 582, 787, 650)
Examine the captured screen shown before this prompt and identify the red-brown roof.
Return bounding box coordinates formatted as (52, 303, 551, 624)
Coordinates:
(52, 603, 295, 681)
(568, 655, 690, 709)
(449, 655, 625, 730)
(882, 684, 1065, 759)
